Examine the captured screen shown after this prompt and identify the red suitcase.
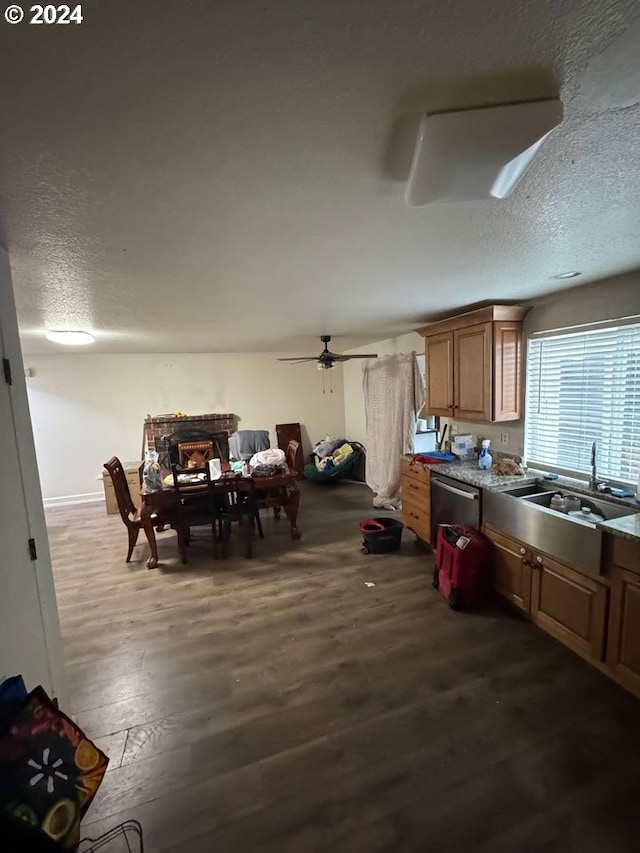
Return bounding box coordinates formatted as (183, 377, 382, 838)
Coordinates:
(433, 524, 489, 609)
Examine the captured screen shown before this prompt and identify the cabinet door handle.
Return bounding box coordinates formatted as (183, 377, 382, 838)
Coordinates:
(409, 483, 420, 490)
(519, 547, 526, 555)
(522, 559, 531, 566)
(409, 512, 420, 519)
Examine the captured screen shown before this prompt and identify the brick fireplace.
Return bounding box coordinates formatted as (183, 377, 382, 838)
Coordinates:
(144, 413, 238, 466)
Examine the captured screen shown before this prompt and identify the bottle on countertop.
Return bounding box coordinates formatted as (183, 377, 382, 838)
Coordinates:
(478, 439, 493, 470)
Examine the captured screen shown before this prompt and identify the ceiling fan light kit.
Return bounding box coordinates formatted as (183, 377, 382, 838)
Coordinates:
(278, 336, 378, 369)
(405, 98, 564, 205)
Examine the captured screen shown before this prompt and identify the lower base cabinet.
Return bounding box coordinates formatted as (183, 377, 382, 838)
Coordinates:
(606, 565, 640, 696)
(482, 527, 532, 612)
(400, 459, 431, 545)
(483, 525, 610, 671)
(485, 526, 640, 696)
(529, 553, 608, 663)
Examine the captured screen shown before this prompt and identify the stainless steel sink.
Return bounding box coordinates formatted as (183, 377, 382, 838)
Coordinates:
(497, 483, 551, 498)
(484, 482, 640, 576)
(520, 490, 633, 522)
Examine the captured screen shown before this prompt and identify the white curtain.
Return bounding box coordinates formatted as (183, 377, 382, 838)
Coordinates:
(363, 352, 425, 509)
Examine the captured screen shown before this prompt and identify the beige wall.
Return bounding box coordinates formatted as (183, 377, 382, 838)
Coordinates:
(442, 270, 640, 457)
(26, 353, 345, 501)
(343, 331, 424, 447)
(25, 270, 640, 500)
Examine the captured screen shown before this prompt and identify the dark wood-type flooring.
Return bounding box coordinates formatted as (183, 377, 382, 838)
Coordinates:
(46, 483, 640, 853)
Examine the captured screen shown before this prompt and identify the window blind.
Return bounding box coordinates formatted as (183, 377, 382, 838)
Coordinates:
(525, 322, 640, 486)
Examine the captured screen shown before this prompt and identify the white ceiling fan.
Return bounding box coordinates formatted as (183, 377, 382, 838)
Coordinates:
(278, 335, 378, 370)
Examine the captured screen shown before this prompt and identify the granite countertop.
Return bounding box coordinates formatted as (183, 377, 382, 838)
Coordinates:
(405, 456, 640, 542)
(597, 513, 640, 543)
(416, 459, 538, 491)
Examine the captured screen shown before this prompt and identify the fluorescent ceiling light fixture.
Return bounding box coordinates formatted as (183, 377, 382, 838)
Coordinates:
(46, 330, 95, 345)
(406, 99, 563, 205)
(552, 271, 582, 279)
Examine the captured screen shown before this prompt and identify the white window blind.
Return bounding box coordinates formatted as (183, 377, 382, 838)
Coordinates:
(525, 322, 640, 486)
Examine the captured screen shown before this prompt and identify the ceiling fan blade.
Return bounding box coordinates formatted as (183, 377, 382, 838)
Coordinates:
(334, 353, 378, 361)
(278, 337, 377, 366)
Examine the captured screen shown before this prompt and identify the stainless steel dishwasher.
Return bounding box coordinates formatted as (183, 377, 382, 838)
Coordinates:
(430, 473, 481, 543)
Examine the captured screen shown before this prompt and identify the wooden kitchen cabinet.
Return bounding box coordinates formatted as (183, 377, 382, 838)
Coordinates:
(603, 535, 640, 696)
(606, 566, 640, 696)
(484, 524, 608, 664)
(530, 552, 608, 664)
(483, 526, 640, 696)
(482, 525, 532, 612)
(420, 305, 527, 422)
(453, 322, 492, 420)
(400, 457, 431, 545)
(425, 332, 453, 416)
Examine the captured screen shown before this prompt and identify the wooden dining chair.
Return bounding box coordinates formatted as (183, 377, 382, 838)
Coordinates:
(178, 440, 215, 469)
(213, 477, 264, 559)
(285, 439, 301, 471)
(103, 456, 145, 562)
(171, 464, 220, 563)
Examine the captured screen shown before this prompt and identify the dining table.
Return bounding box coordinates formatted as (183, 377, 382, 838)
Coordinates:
(140, 464, 301, 568)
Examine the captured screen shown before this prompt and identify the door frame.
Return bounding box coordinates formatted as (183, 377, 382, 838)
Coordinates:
(0, 248, 66, 701)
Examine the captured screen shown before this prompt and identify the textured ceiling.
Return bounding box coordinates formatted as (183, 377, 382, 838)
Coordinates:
(1, 0, 639, 354)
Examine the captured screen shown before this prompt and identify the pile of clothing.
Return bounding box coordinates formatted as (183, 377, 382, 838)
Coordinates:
(311, 436, 355, 473)
(228, 430, 271, 461)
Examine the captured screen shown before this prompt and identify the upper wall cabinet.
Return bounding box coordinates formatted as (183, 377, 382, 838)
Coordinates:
(420, 305, 528, 422)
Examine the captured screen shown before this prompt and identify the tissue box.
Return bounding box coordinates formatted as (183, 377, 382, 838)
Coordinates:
(451, 434, 475, 457)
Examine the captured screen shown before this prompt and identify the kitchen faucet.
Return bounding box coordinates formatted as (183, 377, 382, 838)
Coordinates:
(589, 441, 607, 491)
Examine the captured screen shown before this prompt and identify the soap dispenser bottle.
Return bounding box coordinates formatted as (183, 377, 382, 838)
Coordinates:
(478, 439, 493, 470)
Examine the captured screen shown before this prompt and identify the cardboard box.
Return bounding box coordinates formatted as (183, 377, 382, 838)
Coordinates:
(102, 461, 143, 515)
(451, 434, 475, 457)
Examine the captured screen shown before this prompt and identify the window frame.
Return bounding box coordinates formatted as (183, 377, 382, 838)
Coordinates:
(523, 318, 640, 489)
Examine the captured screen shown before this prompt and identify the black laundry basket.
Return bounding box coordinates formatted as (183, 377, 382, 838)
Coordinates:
(359, 517, 404, 553)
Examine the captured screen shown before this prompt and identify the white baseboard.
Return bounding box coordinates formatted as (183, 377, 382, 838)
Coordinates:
(43, 492, 104, 508)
